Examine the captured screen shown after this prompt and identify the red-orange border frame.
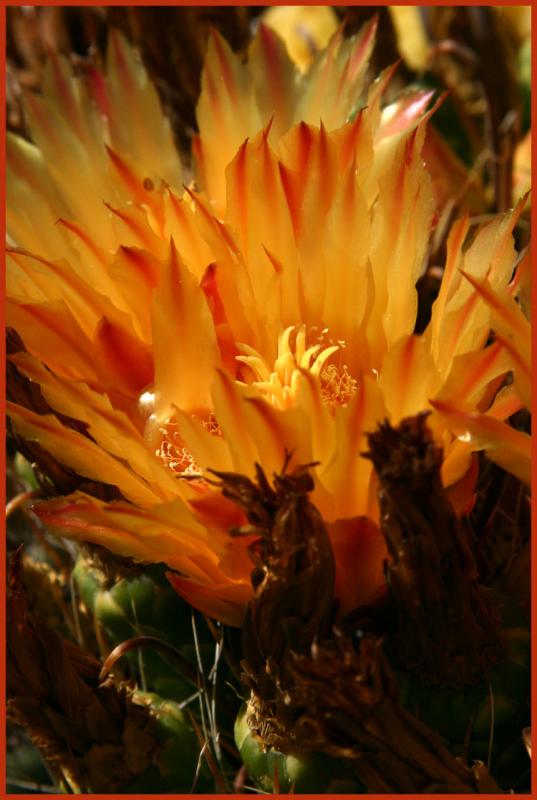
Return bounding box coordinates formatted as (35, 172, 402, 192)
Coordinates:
(0, 1, 534, 799)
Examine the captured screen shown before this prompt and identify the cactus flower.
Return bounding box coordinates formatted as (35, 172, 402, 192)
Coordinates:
(7, 25, 529, 627)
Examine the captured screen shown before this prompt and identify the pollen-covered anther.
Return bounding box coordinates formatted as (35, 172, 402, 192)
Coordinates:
(156, 421, 199, 475)
(320, 363, 358, 407)
(155, 414, 221, 477)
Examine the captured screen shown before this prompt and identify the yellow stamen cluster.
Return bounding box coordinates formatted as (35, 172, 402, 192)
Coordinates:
(319, 363, 358, 407)
(237, 325, 357, 410)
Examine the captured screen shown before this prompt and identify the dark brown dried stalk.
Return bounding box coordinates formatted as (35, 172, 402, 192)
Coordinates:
(364, 413, 504, 685)
(217, 460, 501, 792)
(471, 457, 531, 590)
(294, 636, 499, 794)
(211, 460, 336, 752)
(290, 633, 500, 793)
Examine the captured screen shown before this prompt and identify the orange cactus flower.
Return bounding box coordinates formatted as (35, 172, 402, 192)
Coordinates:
(7, 27, 529, 626)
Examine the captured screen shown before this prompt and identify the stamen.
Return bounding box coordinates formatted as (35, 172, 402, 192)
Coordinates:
(156, 421, 200, 475)
(236, 325, 358, 410)
(320, 363, 358, 406)
(152, 406, 222, 479)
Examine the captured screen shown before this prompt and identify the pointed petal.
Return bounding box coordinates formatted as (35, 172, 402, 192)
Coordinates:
(91, 314, 156, 399)
(294, 369, 334, 466)
(379, 335, 440, 422)
(167, 573, 251, 627)
(33, 492, 232, 581)
(7, 133, 70, 258)
(10, 351, 176, 500)
(6, 298, 98, 382)
(243, 395, 312, 477)
(7, 403, 162, 506)
(105, 201, 166, 256)
(7, 248, 135, 339)
(437, 341, 512, 408)
(107, 246, 160, 343)
(369, 124, 434, 362)
(23, 74, 115, 251)
(195, 29, 261, 209)
(321, 375, 384, 521)
(329, 517, 387, 616)
(431, 399, 531, 486)
(249, 23, 298, 137)
(296, 16, 377, 128)
(106, 30, 182, 189)
(459, 271, 531, 408)
(173, 409, 233, 474)
(377, 89, 435, 141)
(225, 128, 300, 326)
(163, 189, 214, 281)
(428, 213, 470, 364)
(152, 241, 221, 416)
(211, 370, 258, 476)
(106, 145, 166, 224)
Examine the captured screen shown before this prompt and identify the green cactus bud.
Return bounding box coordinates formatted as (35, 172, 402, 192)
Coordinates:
(234, 707, 364, 794)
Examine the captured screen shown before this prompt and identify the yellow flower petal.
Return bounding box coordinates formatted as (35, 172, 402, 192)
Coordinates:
(261, 6, 339, 72)
(6, 298, 98, 383)
(34, 492, 227, 573)
(431, 399, 531, 486)
(105, 30, 182, 189)
(152, 241, 221, 416)
(7, 403, 163, 506)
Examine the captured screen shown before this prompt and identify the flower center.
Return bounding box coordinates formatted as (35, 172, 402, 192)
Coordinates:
(237, 325, 357, 410)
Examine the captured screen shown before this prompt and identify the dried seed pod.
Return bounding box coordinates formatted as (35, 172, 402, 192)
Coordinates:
(364, 413, 504, 685)
(212, 461, 336, 752)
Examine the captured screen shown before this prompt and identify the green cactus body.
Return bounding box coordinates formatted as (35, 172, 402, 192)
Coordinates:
(394, 600, 530, 785)
(234, 707, 364, 794)
(6, 735, 53, 793)
(72, 559, 211, 701)
(121, 691, 213, 793)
